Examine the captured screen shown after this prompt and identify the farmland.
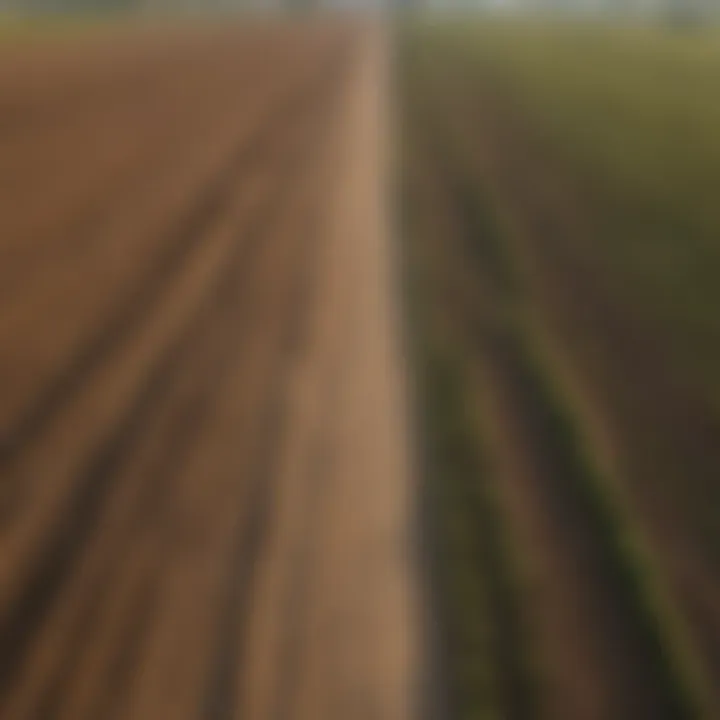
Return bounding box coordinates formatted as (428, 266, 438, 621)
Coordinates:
(0, 22, 421, 720)
(2, 14, 720, 719)
(400, 20, 720, 719)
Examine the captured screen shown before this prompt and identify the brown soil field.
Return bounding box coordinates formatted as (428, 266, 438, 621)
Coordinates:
(0, 22, 421, 720)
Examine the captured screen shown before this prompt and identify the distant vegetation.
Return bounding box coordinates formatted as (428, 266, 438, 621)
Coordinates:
(0, 0, 253, 15)
(2, 0, 134, 11)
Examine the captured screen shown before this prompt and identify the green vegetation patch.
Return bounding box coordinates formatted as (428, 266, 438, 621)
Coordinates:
(416, 20, 720, 393)
(399, 19, 717, 718)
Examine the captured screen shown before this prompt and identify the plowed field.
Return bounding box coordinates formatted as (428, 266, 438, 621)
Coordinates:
(0, 22, 420, 720)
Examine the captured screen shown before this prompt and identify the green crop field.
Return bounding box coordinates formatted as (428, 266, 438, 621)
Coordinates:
(400, 19, 720, 719)
(430, 22, 720, 384)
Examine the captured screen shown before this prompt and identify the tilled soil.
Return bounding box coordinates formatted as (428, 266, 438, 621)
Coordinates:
(0, 22, 420, 720)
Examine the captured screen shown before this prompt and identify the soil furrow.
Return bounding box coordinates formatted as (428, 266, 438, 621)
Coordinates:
(0, 25, 418, 720)
(0, 54, 348, 703)
(0, 39, 346, 468)
(5, 97, 330, 720)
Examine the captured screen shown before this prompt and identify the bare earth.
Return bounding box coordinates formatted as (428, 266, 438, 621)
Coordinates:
(0, 22, 421, 720)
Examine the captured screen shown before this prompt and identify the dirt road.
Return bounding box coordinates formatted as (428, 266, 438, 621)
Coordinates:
(0, 22, 421, 720)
